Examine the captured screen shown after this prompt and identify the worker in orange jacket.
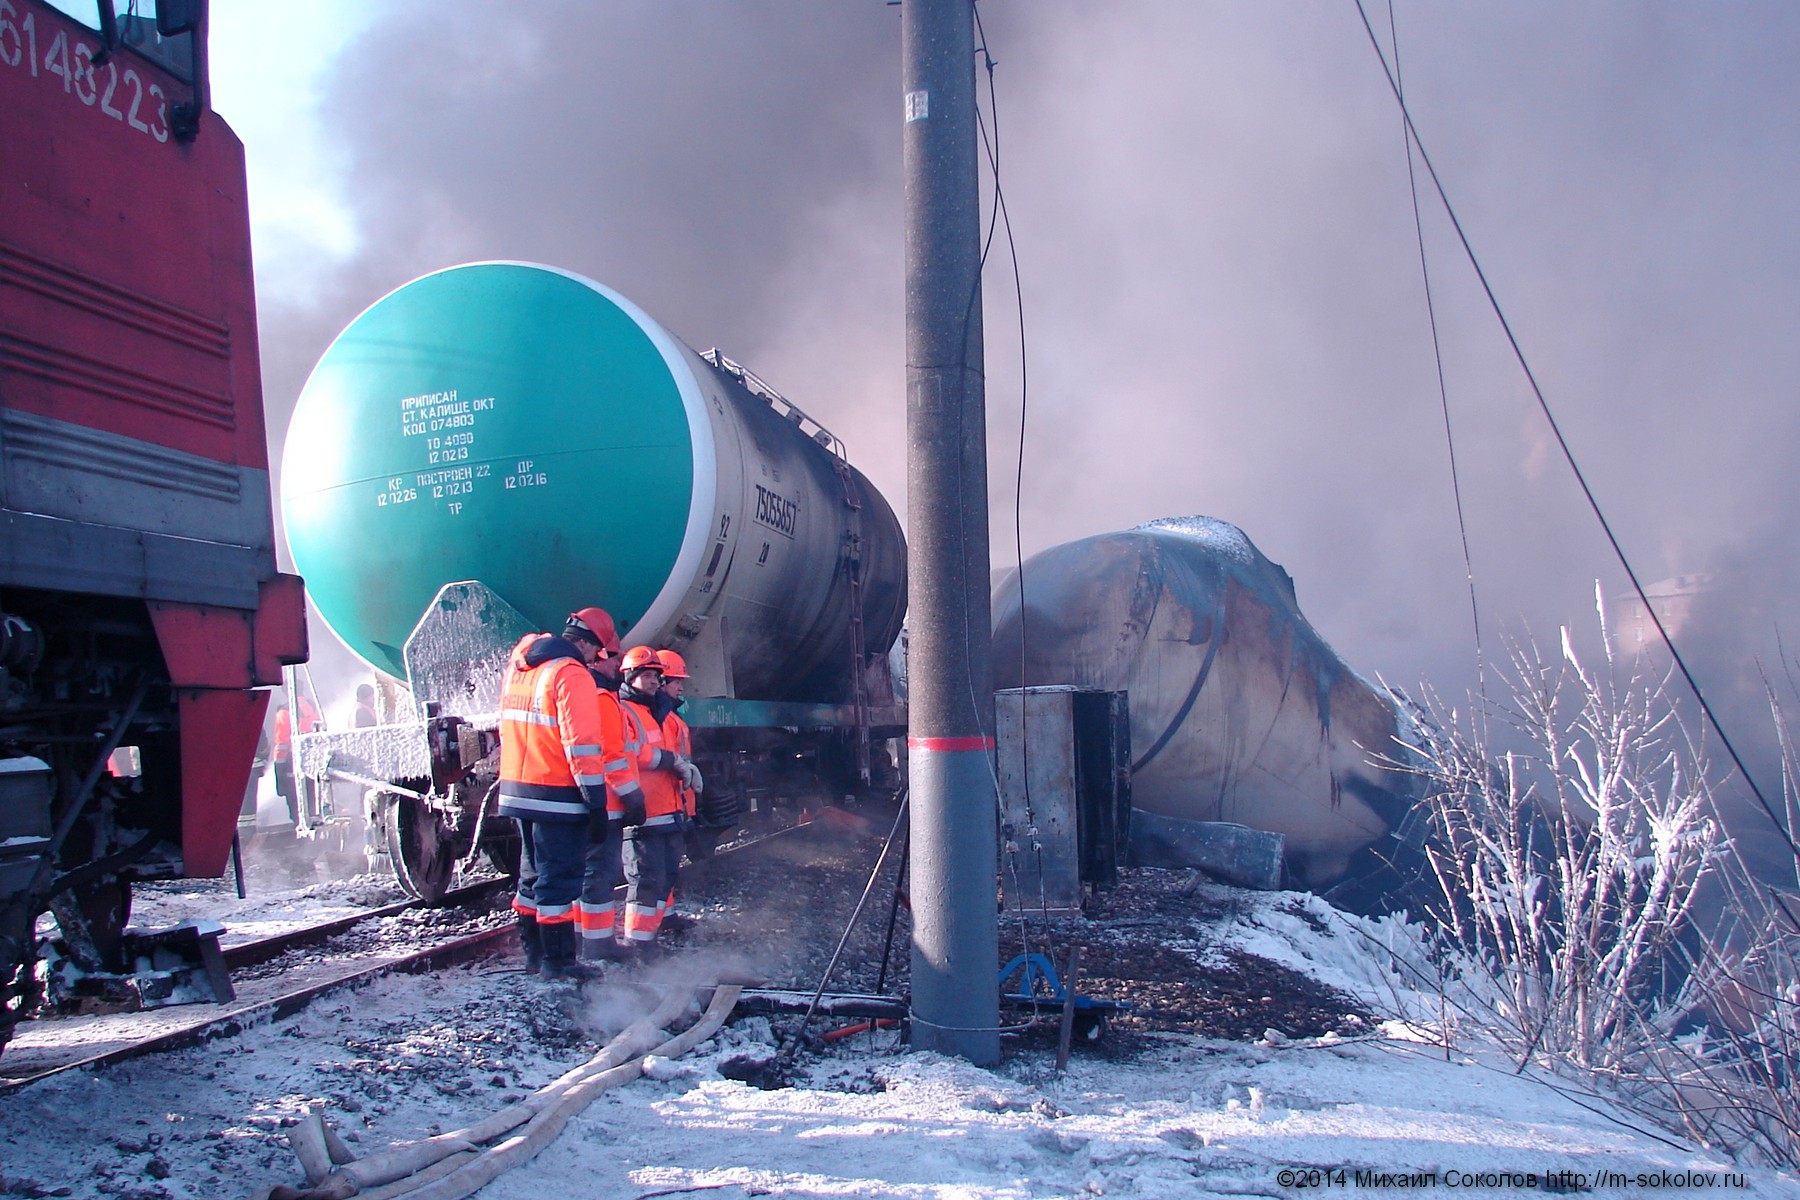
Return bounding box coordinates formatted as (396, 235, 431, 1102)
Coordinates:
(497, 608, 640, 980)
(574, 610, 641, 962)
(270, 693, 322, 828)
(654, 649, 701, 930)
(614, 646, 692, 956)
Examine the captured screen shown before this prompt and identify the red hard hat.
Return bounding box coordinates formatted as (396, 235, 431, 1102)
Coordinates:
(619, 645, 663, 676)
(655, 649, 689, 679)
(565, 607, 620, 656)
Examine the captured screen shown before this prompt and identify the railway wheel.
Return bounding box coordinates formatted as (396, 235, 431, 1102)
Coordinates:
(384, 795, 457, 902)
(482, 836, 520, 880)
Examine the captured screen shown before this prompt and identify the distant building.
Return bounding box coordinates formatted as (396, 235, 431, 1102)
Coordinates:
(1610, 573, 1713, 654)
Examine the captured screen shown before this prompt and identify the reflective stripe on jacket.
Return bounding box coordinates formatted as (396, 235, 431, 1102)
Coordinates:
(620, 694, 681, 824)
(596, 689, 642, 815)
(497, 634, 612, 823)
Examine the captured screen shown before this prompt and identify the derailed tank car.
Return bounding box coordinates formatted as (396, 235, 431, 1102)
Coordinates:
(992, 517, 1421, 893)
(0, 0, 308, 1049)
(281, 262, 906, 897)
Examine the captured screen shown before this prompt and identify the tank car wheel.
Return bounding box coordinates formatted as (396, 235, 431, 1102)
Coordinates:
(384, 795, 456, 903)
(482, 835, 520, 880)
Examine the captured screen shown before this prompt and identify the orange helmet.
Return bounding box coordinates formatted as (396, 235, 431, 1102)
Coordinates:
(565, 607, 620, 657)
(619, 645, 663, 677)
(655, 649, 688, 679)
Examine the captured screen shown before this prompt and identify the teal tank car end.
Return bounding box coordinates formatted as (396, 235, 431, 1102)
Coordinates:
(281, 262, 709, 678)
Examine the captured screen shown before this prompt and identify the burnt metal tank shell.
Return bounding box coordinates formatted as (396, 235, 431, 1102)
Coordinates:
(282, 262, 904, 701)
(991, 516, 1418, 890)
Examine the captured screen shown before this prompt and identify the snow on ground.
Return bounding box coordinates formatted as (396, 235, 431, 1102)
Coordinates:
(126, 871, 410, 947)
(2, 878, 1792, 1200)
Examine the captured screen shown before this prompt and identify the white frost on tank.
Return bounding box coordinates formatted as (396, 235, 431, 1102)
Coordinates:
(1134, 515, 1261, 568)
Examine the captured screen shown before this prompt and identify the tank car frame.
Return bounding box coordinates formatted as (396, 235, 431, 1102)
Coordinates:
(293, 578, 905, 903)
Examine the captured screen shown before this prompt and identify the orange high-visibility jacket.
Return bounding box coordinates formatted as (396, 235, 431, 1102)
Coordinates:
(661, 706, 696, 818)
(596, 688, 643, 817)
(620, 693, 682, 824)
(271, 696, 321, 763)
(497, 634, 630, 823)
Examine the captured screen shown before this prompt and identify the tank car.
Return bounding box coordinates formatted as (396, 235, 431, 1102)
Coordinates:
(0, 0, 308, 1049)
(991, 516, 1422, 892)
(281, 262, 905, 898)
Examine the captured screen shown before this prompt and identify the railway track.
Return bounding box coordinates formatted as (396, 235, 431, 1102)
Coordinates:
(0, 812, 854, 1091)
(0, 881, 516, 1091)
(219, 878, 512, 972)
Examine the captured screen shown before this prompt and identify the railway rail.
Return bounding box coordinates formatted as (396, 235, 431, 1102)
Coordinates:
(219, 879, 511, 972)
(0, 881, 514, 1091)
(0, 813, 849, 1091)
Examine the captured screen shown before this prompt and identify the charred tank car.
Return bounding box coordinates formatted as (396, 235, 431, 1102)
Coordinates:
(992, 517, 1423, 900)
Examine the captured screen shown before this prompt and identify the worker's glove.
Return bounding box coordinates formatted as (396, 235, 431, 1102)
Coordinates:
(686, 762, 704, 795)
(578, 783, 610, 818)
(616, 786, 647, 828)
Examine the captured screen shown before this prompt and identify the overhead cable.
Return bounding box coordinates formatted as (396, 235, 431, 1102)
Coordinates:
(1351, 0, 1798, 868)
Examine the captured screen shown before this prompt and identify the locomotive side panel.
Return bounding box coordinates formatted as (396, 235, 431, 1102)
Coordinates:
(0, 3, 267, 474)
(0, 0, 306, 1049)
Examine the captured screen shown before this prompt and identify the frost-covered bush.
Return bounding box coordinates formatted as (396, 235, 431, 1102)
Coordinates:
(1399, 613, 1799, 1166)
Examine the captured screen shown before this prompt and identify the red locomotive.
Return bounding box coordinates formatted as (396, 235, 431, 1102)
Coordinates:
(0, 0, 306, 1050)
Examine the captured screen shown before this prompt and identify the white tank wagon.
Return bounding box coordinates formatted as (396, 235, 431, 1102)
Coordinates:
(991, 516, 1425, 894)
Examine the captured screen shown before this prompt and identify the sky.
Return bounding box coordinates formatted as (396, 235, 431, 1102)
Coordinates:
(207, 3, 1800, 852)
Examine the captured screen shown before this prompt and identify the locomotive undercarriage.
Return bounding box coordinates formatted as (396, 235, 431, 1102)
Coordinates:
(0, 589, 193, 1052)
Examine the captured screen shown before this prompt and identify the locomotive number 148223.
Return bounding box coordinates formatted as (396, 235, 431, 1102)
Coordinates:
(0, 1, 172, 144)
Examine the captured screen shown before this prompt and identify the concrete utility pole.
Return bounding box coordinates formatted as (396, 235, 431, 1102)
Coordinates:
(902, 0, 999, 1066)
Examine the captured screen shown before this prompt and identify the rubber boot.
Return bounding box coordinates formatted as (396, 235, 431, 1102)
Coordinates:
(618, 937, 668, 965)
(538, 922, 598, 981)
(579, 933, 629, 963)
(516, 914, 543, 974)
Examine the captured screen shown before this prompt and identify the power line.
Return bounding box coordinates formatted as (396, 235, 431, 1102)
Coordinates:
(1351, 0, 1799, 868)
(1383, 0, 1487, 712)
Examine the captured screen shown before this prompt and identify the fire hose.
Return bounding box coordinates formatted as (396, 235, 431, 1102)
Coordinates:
(255, 977, 740, 1200)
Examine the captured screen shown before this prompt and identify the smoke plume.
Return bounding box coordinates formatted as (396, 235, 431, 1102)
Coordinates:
(249, 2, 1800, 870)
